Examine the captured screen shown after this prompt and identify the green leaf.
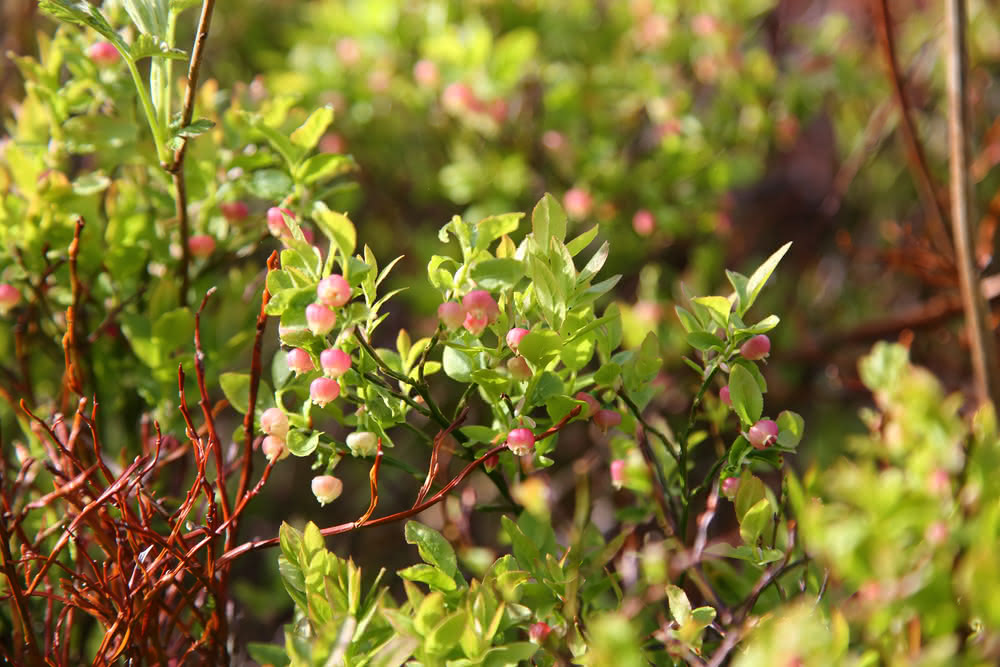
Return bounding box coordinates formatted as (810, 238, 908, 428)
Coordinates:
(312, 202, 357, 261)
(442, 345, 476, 382)
(560, 333, 595, 371)
(687, 331, 724, 351)
(735, 314, 780, 336)
(398, 564, 458, 592)
(745, 242, 792, 313)
(704, 543, 785, 565)
(474, 212, 523, 251)
(286, 430, 320, 456)
(729, 364, 763, 426)
(734, 472, 767, 522)
(526, 371, 563, 408)
(247, 643, 289, 667)
(289, 105, 334, 152)
(692, 296, 731, 329)
(501, 516, 544, 576)
(727, 270, 749, 314)
(675, 306, 702, 334)
(594, 362, 621, 387)
(426, 612, 468, 656)
(739, 497, 772, 546)
(566, 225, 599, 256)
(578, 241, 609, 284)
(482, 643, 539, 667)
(776, 410, 805, 448)
(517, 330, 561, 367)
(405, 522, 459, 578)
(248, 168, 293, 200)
(666, 584, 692, 625)
(130, 33, 187, 60)
(532, 193, 566, 244)
(294, 153, 356, 185)
(121, 0, 168, 37)
(469, 258, 524, 291)
(220, 372, 252, 415)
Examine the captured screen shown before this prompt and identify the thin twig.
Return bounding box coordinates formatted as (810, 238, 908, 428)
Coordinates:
(945, 0, 1000, 409)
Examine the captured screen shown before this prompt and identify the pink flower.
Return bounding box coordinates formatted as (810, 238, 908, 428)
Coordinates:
(462, 290, 499, 336)
(506, 328, 530, 352)
(740, 334, 771, 361)
(262, 435, 289, 462)
(721, 476, 740, 499)
(87, 41, 120, 66)
(267, 207, 294, 238)
(320, 348, 351, 378)
(442, 82, 477, 113)
(563, 187, 593, 220)
(287, 348, 314, 375)
(187, 234, 215, 258)
(220, 201, 249, 222)
(311, 475, 343, 505)
(529, 621, 552, 643)
(719, 386, 732, 406)
(748, 419, 779, 450)
(317, 275, 352, 308)
(610, 459, 626, 488)
(438, 301, 464, 330)
(594, 409, 622, 433)
(632, 209, 655, 236)
(506, 428, 536, 456)
(413, 59, 440, 88)
(306, 303, 336, 336)
(507, 356, 532, 381)
(346, 431, 378, 457)
(0, 284, 21, 313)
(574, 392, 600, 418)
(310, 377, 340, 407)
(260, 407, 289, 438)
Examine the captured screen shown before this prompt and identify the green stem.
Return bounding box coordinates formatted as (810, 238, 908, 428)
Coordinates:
(124, 57, 169, 164)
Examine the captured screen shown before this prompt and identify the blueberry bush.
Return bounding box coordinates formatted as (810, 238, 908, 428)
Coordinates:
(3, 0, 1000, 665)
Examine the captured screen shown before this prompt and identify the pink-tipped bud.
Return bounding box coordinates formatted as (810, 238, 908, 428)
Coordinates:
(287, 348, 315, 375)
(336, 37, 362, 66)
(320, 348, 351, 378)
(311, 475, 343, 505)
(632, 209, 655, 236)
(529, 621, 552, 643)
(317, 275, 351, 308)
(306, 303, 336, 336)
(740, 334, 771, 361)
(507, 356, 532, 381)
(506, 327, 530, 352)
(719, 386, 732, 406)
(442, 82, 476, 113)
(506, 428, 536, 456)
(483, 453, 500, 471)
(721, 476, 740, 499)
(267, 207, 293, 238)
(220, 201, 249, 222)
(260, 407, 289, 438)
(310, 377, 340, 407)
(413, 59, 440, 88)
(319, 133, 346, 154)
(574, 392, 601, 418)
(563, 187, 593, 220)
(87, 41, 120, 66)
(594, 409, 622, 433)
(187, 234, 215, 258)
(346, 431, 378, 457)
(748, 419, 779, 450)
(262, 435, 289, 462)
(610, 459, 626, 489)
(462, 290, 499, 335)
(542, 130, 566, 151)
(0, 284, 21, 313)
(438, 301, 464, 330)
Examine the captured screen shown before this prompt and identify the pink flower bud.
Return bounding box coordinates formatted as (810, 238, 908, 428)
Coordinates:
(317, 274, 352, 308)
(87, 41, 120, 66)
(319, 133, 346, 154)
(287, 348, 315, 375)
(740, 334, 771, 361)
(442, 82, 476, 113)
(306, 303, 336, 336)
(719, 386, 732, 406)
(312, 475, 343, 505)
(506, 428, 536, 456)
(507, 356, 532, 381)
(413, 59, 440, 88)
(748, 419, 779, 450)
(721, 476, 740, 499)
(563, 187, 593, 220)
(187, 234, 215, 258)
(220, 201, 249, 222)
(267, 207, 293, 238)
(438, 301, 464, 330)
(483, 453, 499, 471)
(310, 377, 340, 407)
(336, 37, 362, 66)
(346, 431, 378, 457)
(320, 348, 351, 378)
(529, 621, 552, 643)
(610, 459, 626, 489)
(462, 290, 499, 335)
(506, 327, 530, 352)
(0, 284, 21, 313)
(542, 130, 566, 151)
(574, 392, 601, 418)
(594, 409, 622, 433)
(262, 435, 289, 462)
(260, 407, 289, 438)
(632, 209, 655, 236)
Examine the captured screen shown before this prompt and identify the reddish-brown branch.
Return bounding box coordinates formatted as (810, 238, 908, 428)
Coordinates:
(873, 0, 954, 259)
